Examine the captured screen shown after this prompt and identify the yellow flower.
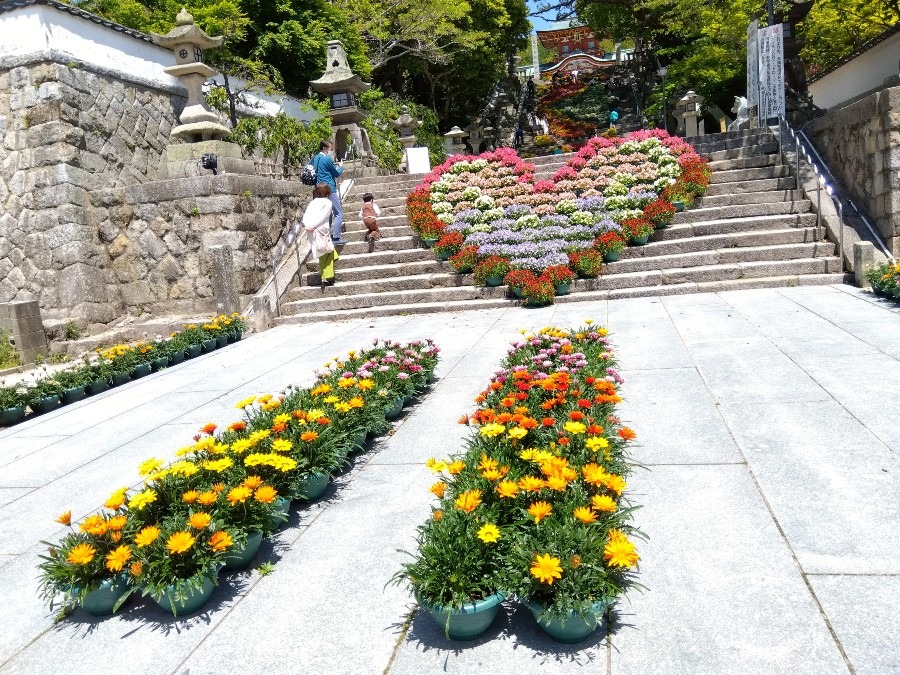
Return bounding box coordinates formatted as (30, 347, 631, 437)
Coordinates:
(425, 458, 448, 473)
(518, 476, 546, 493)
(166, 531, 196, 555)
(479, 423, 506, 438)
(563, 421, 586, 435)
(337, 378, 356, 389)
(357, 379, 375, 390)
(507, 426, 528, 440)
(80, 515, 108, 536)
(137, 457, 165, 477)
(454, 490, 482, 514)
(254, 486, 278, 503)
(66, 543, 96, 565)
(604, 532, 639, 568)
(169, 460, 200, 477)
(198, 491, 217, 506)
(323, 395, 340, 404)
(55, 510, 72, 526)
(188, 512, 212, 529)
(481, 468, 503, 481)
(591, 495, 618, 512)
(306, 408, 326, 421)
(231, 439, 252, 454)
(447, 461, 465, 475)
(227, 486, 253, 505)
(107, 515, 128, 531)
(134, 525, 161, 547)
(604, 474, 627, 496)
(530, 553, 563, 585)
(496, 480, 520, 498)
(573, 506, 597, 524)
(210, 530, 233, 552)
(348, 396, 365, 408)
(545, 476, 568, 492)
(183, 490, 200, 504)
(476, 523, 501, 544)
(273, 413, 292, 426)
(235, 396, 256, 409)
(430, 482, 446, 498)
(585, 436, 609, 452)
(333, 402, 352, 413)
(128, 489, 158, 511)
(584, 319, 594, 325)
(527, 501, 553, 523)
(243, 475, 264, 489)
(248, 429, 271, 445)
(105, 545, 132, 572)
(201, 458, 233, 473)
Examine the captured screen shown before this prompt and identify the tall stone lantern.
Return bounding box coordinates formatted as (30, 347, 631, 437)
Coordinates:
(443, 126, 468, 156)
(674, 90, 705, 137)
(310, 41, 377, 165)
(392, 105, 421, 171)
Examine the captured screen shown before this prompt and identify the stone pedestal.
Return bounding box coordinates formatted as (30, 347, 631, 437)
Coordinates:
(853, 241, 875, 288)
(0, 301, 47, 365)
(163, 140, 255, 178)
(208, 245, 240, 315)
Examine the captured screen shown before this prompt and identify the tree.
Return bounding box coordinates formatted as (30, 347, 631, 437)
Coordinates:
(228, 104, 332, 175)
(799, 0, 899, 71)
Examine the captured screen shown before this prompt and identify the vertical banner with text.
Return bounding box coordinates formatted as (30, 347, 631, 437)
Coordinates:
(757, 23, 785, 123)
(746, 20, 759, 106)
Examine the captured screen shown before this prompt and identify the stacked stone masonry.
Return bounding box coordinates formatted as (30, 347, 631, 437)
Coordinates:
(811, 84, 900, 257)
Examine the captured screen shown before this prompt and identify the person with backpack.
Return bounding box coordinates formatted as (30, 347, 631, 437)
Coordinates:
(303, 183, 339, 286)
(359, 192, 381, 243)
(313, 140, 347, 245)
(609, 109, 620, 129)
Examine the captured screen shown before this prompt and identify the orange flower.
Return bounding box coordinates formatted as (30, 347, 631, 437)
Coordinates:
(481, 468, 503, 481)
(454, 490, 482, 514)
(520, 417, 539, 429)
(527, 501, 553, 523)
(210, 530, 233, 552)
(105, 545, 132, 572)
(605, 474, 627, 495)
(130, 561, 143, 577)
(55, 511, 72, 526)
(211, 483, 226, 493)
(430, 482, 446, 498)
(189, 512, 212, 529)
(228, 421, 247, 432)
(496, 480, 519, 498)
(104, 490, 127, 511)
(134, 525, 161, 547)
(301, 431, 319, 442)
(568, 411, 585, 421)
(496, 412, 514, 423)
(272, 421, 288, 434)
(198, 491, 218, 506)
(541, 417, 555, 427)
(316, 417, 331, 425)
(582, 463, 609, 487)
(591, 494, 618, 512)
(200, 423, 217, 435)
(255, 485, 278, 503)
(573, 506, 597, 523)
(166, 531, 195, 555)
(571, 554, 582, 568)
(448, 461, 465, 475)
(107, 515, 128, 531)
(242, 475, 264, 489)
(80, 515, 108, 537)
(518, 476, 546, 492)
(182, 490, 199, 504)
(227, 486, 252, 505)
(458, 414, 469, 425)
(432, 509, 443, 521)
(618, 427, 637, 441)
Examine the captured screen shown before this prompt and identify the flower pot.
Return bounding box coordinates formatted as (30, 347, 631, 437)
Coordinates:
(0, 405, 26, 426)
(87, 379, 109, 395)
(80, 574, 130, 616)
(673, 201, 684, 212)
(31, 395, 61, 415)
(223, 531, 263, 571)
(61, 386, 87, 404)
(201, 339, 218, 353)
(485, 276, 504, 287)
(186, 344, 202, 359)
(603, 251, 620, 262)
(151, 572, 218, 616)
(523, 299, 552, 308)
(436, 250, 452, 261)
(654, 220, 670, 230)
(111, 372, 131, 387)
(554, 282, 571, 296)
(151, 356, 169, 372)
(456, 265, 474, 274)
(168, 351, 185, 366)
(216, 335, 228, 349)
(422, 237, 438, 248)
(526, 599, 610, 643)
(350, 431, 367, 454)
(268, 496, 292, 529)
(384, 396, 404, 420)
(629, 235, 649, 246)
(233, 331, 243, 342)
(418, 591, 505, 641)
(131, 363, 152, 379)
(296, 472, 330, 502)
(510, 287, 524, 299)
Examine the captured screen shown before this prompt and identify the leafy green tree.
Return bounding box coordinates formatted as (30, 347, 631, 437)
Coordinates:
(799, 0, 899, 71)
(228, 104, 332, 175)
(359, 88, 446, 171)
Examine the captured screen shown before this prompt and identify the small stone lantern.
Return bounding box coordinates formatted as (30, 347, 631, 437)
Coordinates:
(443, 126, 468, 156)
(674, 90, 705, 137)
(464, 122, 484, 154)
(392, 105, 421, 171)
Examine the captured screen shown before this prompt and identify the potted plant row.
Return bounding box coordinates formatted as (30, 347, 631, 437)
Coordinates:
(393, 321, 643, 644)
(38, 338, 441, 619)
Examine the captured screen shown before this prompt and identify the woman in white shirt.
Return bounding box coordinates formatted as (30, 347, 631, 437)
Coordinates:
(303, 183, 339, 286)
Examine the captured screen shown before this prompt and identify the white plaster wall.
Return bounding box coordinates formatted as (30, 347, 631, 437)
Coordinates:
(810, 33, 900, 110)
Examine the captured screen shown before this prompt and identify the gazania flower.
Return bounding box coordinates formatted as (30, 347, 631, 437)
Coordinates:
(479, 423, 506, 438)
(605, 474, 627, 495)
(209, 530, 233, 552)
(507, 426, 528, 440)
(447, 461, 465, 475)
(202, 458, 233, 473)
(212, 483, 226, 493)
(430, 482, 446, 498)
(272, 439, 293, 453)
(530, 553, 563, 585)
(592, 494, 618, 512)
(104, 488, 127, 510)
(496, 480, 519, 498)
(189, 512, 212, 529)
(137, 458, 165, 477)
(564, 421, 586, 435)
(582, 464, 609, 487)
(227, 486, 252, 505)
(300, 431, 319, 442)
(105, 545, 132, 572)
(432, 509, 443, 521)
(134, 525, 161, 547)
(166, 531, 196, 555)
(182, 490, 200, 504)
(107, 515, 128, 531)
(571, 554, 582, 569)
(545, 476, 568, 491)
(528, 501, 553, 523)
(573, 506, 598, 523)
(454, 490, 482, 514)
(130, 561, 143, 577)
(541, 417, 555, 427)
(80, 515, 108, 536)
(198, 491, 217, 506)
(128, 489, 157, 511)
(254, 486, 278, 503)
(55, 511, 72, 526)
(357, 379, 375, 390)
(481, 468, 503, 481)
(604, 532, 639, 568)
(228, 420, 247, 432)
(476, 523, 501, 544)
(585, 436, 610, 452)
(518, 476, 546, 492)
(242, 475, 264, 489)
(200, 423, 217, 435)
(66, 543, 96, 565)
(478, 455, 498, 471)
(618, 427, 637, 440)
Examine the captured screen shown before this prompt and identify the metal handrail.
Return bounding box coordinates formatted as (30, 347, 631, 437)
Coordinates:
(776, 115, 895, 265)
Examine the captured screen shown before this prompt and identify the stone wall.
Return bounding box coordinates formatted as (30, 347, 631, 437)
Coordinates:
(811, 85, 900, 257)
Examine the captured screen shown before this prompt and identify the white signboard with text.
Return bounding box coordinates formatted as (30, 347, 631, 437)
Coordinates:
(746, 19, 759, 106)
(406, 147, 431, 175)
(757, 23, 785, 123)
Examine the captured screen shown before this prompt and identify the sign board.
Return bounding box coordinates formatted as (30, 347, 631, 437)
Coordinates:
(746, 19, 759, 106)
(757, 23, 785, 123)
(406, 147, 431, 175)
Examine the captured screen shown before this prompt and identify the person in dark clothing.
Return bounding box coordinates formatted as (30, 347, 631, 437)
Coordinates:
(514, 126, 524, 148)
(313, 140, 346, 245)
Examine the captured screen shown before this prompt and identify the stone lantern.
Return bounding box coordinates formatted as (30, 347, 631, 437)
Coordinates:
(674, 90, 705, 137)
(310, 40, 376, 165)
(443, 126, 468, 156)
(465, 122, 484, 154)
(392, 105, 421, 171)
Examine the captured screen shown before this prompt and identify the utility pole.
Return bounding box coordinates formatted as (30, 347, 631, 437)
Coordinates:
(767, 0, 774, 26)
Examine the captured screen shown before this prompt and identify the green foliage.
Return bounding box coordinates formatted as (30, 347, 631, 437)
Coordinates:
(229, 104, 332, 173)
(257, 562, 276, 576)
(63, 321, 81, 342)
(799, 0, 899, 72)
(359, 89, 445, 171)
(0, 328, 21, 369)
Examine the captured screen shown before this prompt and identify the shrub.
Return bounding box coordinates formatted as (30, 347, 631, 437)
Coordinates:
(432, 231, 464, 256)
(643, 199, 676, 226)
(521, 278, 556, 305)
(534, 134, 556, 147)
(419, 219, 446, 240)
(540, 265, 575, 285)
(449, 246, 479, 273)
(621, 218, 655, 241)
(503, 268, 538, 290)
(568, 250, 604, 277)
(594, 232, 626, 255)
(473, 256, 512, 285)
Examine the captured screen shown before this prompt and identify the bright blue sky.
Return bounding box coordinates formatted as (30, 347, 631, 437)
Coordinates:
(527, 0, 555, 32)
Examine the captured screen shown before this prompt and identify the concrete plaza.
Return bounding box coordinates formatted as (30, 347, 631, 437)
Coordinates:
(0, 285, 898, 674)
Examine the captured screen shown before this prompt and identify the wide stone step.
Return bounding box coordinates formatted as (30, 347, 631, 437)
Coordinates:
(281, 285, 507, 314)
(287, 272, 476, 301)
(705, 142, 779, 162)
(690, 131, 775, 153)
(698, 189, 803, 207)
(705, 177, 796, 196)
(301, 259, 448, 286)
(345, 184, 417, 200)
(606, 242, 834, 274)
(654, 213, 817, 239)
(275, 297, 515, 325)
(307, 247, 437, 271)
(341, 201, 408, 216)
(350, 174, 422, 188)
(339, 224, 413, 243)
(674, 199, 810, 224)
(709, 165, 790, 184)
(335, 235, 419, 256)
(707, 154, 778, 171)
(619, 226, 821, 258)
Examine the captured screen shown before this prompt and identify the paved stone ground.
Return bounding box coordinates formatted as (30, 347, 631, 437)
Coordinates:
(0, 285, 898, 675)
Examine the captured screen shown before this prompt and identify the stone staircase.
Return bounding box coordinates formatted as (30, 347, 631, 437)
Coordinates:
(275, 130, 846, 324)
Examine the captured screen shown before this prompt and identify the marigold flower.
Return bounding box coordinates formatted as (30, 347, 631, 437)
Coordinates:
(209, 530, 233, 552)
(227, 486, 252, 505)
(243, 475, 264, 489)
(528, 501, 553, 523)
(130, 561, 143, 577)
(128, 489, 157, 511)
(198, 491, 217, 506)
(55, 510, 72, 526)
(188, 512, 212, 530)
(573, 506, 598, 524)
(80, 515, 108, 537)
(66, 543, 96, 565)
(476, 523, 501, 544)
(592, 494, 618, 512)
(135, 525, 161, 547)
(604, 533, 639, 568)
(429, 482, 446, 498)
(518, 476, 546, 492)
(105, 545, 132, 572)
(300, 431, 319, 442)
(530, 553, 563, 585)
(454, 490, 482, 514)
(166, 531, 196, 555)
(254, 486, 278, 503)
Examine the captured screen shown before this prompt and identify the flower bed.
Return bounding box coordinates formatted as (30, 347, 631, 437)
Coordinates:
(406, 130, 711, 303)
(38, 338, 440, 617)
(0, 315, 246, 427)
(867, 260, 900, 301)
(393, 322, 642, 642)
